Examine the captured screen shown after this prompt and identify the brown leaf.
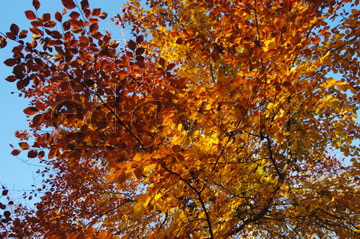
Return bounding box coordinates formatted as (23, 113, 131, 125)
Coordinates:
(32, 0, 40, 10)
(28, 150, 38, 158)
(159, 58, 166, 68)
(55, 12, 62, 22)
(11, 149, 21, 156)
(48, 148, 57, 159)
(25, 10, 36, 20)
(10, 24, 19, 35)
(5, 75, 17, 82)
(92, 8, 101, 16)
(128, 40, 137, 50)
(24, 107, 39, 115)
(6, 32, 16, 40)
(99, 12, 108, 19)
(19, 30, 28, 39)
(79, 36, 89, 45)
(61, 0, 76, 9)
(136, 35, 144, 44)
(136, 47, 145, 55)
(38, 151, 45, 159)
(4, 58, 17, 67)
(81, 0, 89, 10)
(69, 11, 80, 20)
(19, 142, 30, 150)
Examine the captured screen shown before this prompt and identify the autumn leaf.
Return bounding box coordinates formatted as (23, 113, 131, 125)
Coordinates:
(19, 142, 30, 150)
(11, 149, 21, 156)
(127, 40, 137, 50)
(25, 10, 36, 20)
(1, 0, 360, 238)
(28, 150, 38, 158)
(32, 0, 40, 10)
(23, 107, 39, 115)
(61, 0, 76, 9)
(81, 0, 89, 10)
(4, 58, 17, 67)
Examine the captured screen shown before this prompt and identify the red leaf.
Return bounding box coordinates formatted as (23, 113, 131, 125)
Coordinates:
(25, 10, 36, 20)
(11, 149, 21, 156)
(28, 150, 38, 158)
(24, 107, 39, 115)
(89, 23, 98, 33)
(42, 13, 51, 22)
(81, 0, 89, 10)
(61, 0, 76, 9)
(79, 36, 89, 44)
(19, 142, 30, 150)
(70, 11, 80, 20)
(4, 58, 17, 67)
(55, 12, 62, 22)
(32, 0, 40, 10)
(92, 8, 101, 16)
(2, 190, 8, 196)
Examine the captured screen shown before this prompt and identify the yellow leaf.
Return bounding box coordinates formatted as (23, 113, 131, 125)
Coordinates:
(321, 78, 336, 89)
(133, 201, 145, 219)
(154, 193, 162, 201)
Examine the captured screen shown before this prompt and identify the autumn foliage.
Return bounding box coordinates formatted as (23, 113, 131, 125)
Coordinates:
(1, 0, 360, 238)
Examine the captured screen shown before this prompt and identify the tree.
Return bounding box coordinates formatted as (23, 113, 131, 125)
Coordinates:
(1, 0, 360, 237)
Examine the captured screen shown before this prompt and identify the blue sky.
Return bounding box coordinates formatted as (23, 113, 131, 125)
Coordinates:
(0, 0, 129, 202)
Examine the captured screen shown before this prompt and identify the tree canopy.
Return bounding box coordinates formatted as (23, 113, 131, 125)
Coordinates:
(1, 0, 360, 238)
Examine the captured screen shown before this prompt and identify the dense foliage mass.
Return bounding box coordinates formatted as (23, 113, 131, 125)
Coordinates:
(1, 0, 360, 238)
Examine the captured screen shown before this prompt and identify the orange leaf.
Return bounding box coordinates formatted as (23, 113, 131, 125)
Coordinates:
(24, 107, 39, 115)
(19, 142, 30, 150)
(48, 148, 57, 159)
(313, 37, 321, 45)
(79, 36, 89, 44)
